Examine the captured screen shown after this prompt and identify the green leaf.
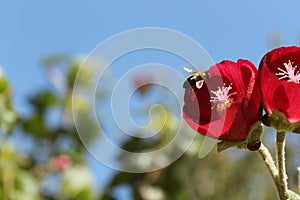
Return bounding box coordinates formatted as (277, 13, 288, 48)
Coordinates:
(0, 95, 18, 134)
(14, 170, 39, 200)
(67, 64, 80, 89)
(0, 77, 8, 93)
(42, 53, 67, 68)
(59, 165, 94, 199)
(29, 90, 58, 112)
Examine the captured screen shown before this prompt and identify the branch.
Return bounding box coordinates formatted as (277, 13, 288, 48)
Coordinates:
(258, 142, 282, 198)
(276, 131, 289, 200)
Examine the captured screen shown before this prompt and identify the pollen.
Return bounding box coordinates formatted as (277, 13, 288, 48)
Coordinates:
(276, 60, 300, 83)
(210, 83, 235, 115)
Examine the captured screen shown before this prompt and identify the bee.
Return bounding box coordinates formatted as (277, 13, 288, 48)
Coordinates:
(183, 66, 210, 89)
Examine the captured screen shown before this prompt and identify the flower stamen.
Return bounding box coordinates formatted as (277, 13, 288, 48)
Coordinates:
(210, 83, 236, 115)
(276, 60, 300, 83)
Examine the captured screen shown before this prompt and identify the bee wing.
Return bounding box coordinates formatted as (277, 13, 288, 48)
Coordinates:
(183, 66, 196, 73)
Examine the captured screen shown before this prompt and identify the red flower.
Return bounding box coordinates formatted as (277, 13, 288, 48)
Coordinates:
(183, 60, 261, 141)
(259, 46, 300, 124)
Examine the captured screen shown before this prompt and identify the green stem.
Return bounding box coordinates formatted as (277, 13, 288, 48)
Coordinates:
(258, 143, 282, 198)
(297, 167, 300, 194)
(276, 131, 289, 200)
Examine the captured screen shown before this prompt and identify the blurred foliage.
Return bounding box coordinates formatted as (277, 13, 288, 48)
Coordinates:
(0, 72, 17, 135)
(102, 129, 279, 199)
(0, 54, 299, 200)
(0, 58, 97, 200)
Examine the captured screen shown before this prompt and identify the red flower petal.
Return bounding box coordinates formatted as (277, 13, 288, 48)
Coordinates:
(259, 46, 300, 123)
(183, 59, 261, 141)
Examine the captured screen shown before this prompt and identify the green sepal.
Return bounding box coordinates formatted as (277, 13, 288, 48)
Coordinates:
(217, 140, 245, 153)
(262, 110, 300, 133)
(246, 122, 262, 151)
(217, 122, 262, 153)
(288, 190, 300, 200)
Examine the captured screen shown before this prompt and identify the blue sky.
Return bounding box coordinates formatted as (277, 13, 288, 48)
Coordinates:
(1, 0, 300, 111)
(1, 0, 300, 197)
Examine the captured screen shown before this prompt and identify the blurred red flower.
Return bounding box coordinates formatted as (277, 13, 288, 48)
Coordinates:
(183, 60, 261, 141)
(134, 74, 152, 95)
(259, 46, 300, 124)
(51, 155, 72, 171)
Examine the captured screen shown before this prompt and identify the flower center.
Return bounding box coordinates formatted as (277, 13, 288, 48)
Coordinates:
(210, 83, 235, 115)
(276, 60, 300, 83)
